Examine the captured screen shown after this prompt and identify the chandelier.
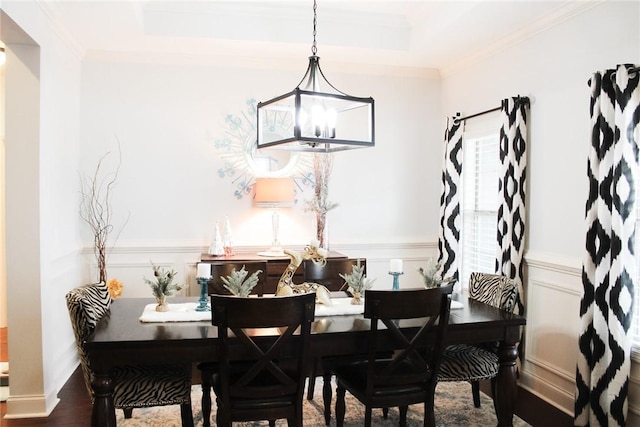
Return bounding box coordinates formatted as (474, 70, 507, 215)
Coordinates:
(256, 0, 375, 153)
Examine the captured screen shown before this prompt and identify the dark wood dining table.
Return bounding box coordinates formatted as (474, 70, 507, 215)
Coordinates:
(86, 294, 525, 427)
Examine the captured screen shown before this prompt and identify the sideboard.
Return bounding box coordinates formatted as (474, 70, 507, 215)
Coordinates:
(200, 251, 348, 295)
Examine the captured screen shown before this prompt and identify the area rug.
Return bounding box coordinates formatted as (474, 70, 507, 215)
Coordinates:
(115, 380, 530, 426)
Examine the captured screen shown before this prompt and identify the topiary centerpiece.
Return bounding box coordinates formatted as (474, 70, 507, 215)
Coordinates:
(339, 261, 375, 305)
(220, 265, 263, 297)
(144, 263, 183, 311)
(417, 258, 451, 288)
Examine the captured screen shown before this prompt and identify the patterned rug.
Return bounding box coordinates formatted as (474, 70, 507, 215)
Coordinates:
(115, 380, 530, 426)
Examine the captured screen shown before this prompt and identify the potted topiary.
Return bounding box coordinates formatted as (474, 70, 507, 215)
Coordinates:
(144, 263, 183, 311)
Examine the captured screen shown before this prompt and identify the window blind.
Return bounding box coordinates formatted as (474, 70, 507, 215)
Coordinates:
(459, 113, 500, 290)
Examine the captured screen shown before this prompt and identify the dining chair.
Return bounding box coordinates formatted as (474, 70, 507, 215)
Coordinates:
(207, 261, 267, 296)
(334, 284, 454, 427)
(199, 261, 267, 426)
(303, 258, 369, 424)
(65, 283, 194, 426)
(437, 272, 520, 407)
(204, 292, 315, 427)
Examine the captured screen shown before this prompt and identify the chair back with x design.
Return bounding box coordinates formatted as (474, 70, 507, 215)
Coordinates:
(210, 292, 316, 426)
(364, 284, 453, 397)
(333, 285, 453, 427)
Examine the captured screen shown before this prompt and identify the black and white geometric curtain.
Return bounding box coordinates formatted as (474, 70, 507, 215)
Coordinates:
(437, 115, 463, 287)
(438, 98, 529, 306)
(495, 97, 530, 315)
(575, 64, 640, 427)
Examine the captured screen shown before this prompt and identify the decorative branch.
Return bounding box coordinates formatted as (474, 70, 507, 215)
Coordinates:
(79, 142, 128, 283)
(305, 153, 338, 248)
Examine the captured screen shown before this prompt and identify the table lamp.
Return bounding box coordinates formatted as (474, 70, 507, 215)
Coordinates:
(254, 177, 295, 257)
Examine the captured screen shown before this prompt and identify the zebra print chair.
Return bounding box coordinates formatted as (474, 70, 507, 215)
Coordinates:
(65, 283, 194, 425)
(437, 272, 520, 408)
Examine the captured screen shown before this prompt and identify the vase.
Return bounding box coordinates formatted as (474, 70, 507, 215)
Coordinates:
(316, 213, 329, 251)
(155, 295, 169, 312)
(351, 291, 363, 305)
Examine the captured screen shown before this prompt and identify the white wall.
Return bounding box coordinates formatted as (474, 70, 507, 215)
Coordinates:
(1, 2, 84, 418)
(0, 51, 6, 328)
(79, 58, 443, 297)
(441, 0, 640, 417)
(3, 0, 639, 421)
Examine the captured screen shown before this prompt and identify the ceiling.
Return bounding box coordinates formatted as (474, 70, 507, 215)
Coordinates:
(38, 0, 598, 73)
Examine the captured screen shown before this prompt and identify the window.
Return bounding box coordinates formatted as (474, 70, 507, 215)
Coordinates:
(459, 115, 500, 290)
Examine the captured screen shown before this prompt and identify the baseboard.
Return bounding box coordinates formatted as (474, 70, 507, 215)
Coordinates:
(480, 380, 573, 426)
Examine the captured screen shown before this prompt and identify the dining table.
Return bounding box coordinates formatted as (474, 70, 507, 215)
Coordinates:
(85, 291, 526, 427)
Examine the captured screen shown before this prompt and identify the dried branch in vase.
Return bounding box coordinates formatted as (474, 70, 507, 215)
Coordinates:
(305, 153, 338, 248)
(79, 143, 129, 284)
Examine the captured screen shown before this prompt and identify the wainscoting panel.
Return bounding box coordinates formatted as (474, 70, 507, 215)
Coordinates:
(98, 242, 440, 298)
(521, 252, 582, 416)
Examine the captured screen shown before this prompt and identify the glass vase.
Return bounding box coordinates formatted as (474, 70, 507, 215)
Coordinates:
(316, 213, 329, 251)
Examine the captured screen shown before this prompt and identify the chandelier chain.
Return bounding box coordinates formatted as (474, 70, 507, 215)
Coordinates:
(311, 0, 317, 55)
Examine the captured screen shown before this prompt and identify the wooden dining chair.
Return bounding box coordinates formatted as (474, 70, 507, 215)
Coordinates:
(437, 272, 520, 407)
(303, 257, 368, 423)
(199, 261, 268, 426)
(65, 283, 194, 426)
(203, 292, 316, 427)
(333, 284, 454, 427)
(207, 261, 267, 296)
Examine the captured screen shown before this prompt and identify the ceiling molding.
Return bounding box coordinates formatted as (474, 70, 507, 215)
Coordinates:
(35, 0, 85, 60)
(83, 48, 440, 78)
(439, 0, 605, 77)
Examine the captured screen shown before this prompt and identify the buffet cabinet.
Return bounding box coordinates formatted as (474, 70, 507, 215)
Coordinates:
(200, 251, 349, 295)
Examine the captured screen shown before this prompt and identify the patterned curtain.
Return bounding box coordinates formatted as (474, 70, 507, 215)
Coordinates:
(495, 97, 530, 315)
(437, 114, 464, 289)
(575, 64, 640, 427)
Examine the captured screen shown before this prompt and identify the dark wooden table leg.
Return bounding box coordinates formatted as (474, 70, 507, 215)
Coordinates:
(493, 340, 519, 427)
(91, 370, 116, 427)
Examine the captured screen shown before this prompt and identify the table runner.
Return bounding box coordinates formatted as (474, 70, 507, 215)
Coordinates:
(139, 302, 211, 323)
(139, 298, 464, 323)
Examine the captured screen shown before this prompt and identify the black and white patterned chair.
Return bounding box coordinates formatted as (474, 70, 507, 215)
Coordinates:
(65, 282, 194, 425)
(437, 272, 520, 408)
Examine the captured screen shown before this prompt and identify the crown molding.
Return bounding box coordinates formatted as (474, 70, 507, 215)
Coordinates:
(35, 0, 85, 60)
(440, 0, 605, 77)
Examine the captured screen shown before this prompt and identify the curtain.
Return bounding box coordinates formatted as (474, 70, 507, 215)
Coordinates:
(437, 115, 464, 289)
(576, 64, 640, 427)
(495, 97, 530, 315)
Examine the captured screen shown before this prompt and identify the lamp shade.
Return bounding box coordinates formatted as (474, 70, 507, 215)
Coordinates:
(254, 178, 295, 207)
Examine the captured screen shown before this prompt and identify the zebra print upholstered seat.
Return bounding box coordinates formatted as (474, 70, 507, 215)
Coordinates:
(437, 272, 520, 408)
(65, 283, 194, 425)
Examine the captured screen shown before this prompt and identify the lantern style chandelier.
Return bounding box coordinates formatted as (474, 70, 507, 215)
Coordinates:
(256, 0, 375, 153)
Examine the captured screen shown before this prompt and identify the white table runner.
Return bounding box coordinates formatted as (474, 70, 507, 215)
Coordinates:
(138, 298, 464, 323)
(139, 303, 211, 323)
(314, 298, 365, 317)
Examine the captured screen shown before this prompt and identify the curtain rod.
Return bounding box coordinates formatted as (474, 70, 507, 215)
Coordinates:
(454, 96, 530, 123)
(587, 66, 640, 86)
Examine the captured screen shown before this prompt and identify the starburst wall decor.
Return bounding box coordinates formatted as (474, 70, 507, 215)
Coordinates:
(213, 98, 314, 200)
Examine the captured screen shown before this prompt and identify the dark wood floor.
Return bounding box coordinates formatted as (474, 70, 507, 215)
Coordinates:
(0, 326, 573, 426)
(1, 367, 574, 426)
(1, 327, 7, 363)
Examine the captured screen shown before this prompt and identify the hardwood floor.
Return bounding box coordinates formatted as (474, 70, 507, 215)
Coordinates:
(1, 366, 91, 426)
(1, 327, 7, 362)
(0, 366, 573, 426)
(0, 327, 573, 426)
